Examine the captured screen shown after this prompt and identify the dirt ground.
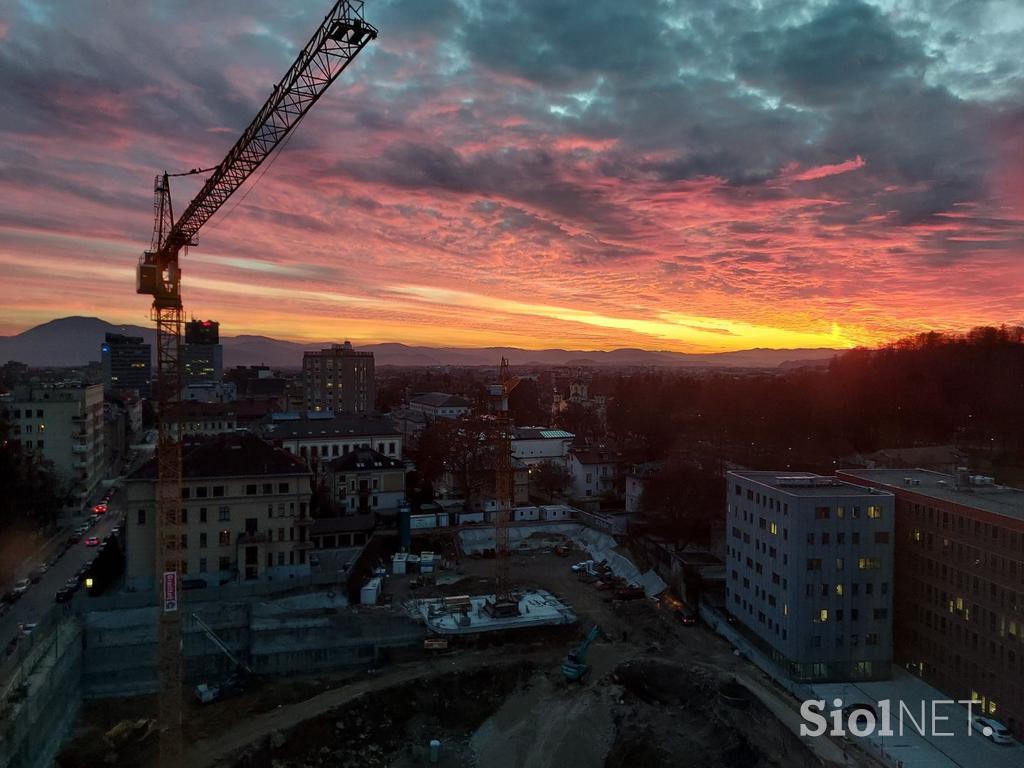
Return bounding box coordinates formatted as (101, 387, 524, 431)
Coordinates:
(56, 543, 850, 768)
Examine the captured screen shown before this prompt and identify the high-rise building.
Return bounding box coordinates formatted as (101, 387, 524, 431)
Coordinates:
(1, 382, 106, 505)
(183, 319, 223, 385)
(839, 468, 1024, 738)
(302, 342, 375, 414)
(101, 333, 151, 397)
(726, 471, 895, 682)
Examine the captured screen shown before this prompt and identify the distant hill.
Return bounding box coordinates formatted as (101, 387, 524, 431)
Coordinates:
(0, 316, 843, 369)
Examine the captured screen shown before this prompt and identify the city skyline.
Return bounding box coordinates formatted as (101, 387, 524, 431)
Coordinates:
(2, 1, 1023, 352)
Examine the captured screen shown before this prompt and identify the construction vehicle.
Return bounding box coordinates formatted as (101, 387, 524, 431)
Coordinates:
(135, 4, 375, 763)
(561, 625, 602, 683)
(191, 613, 253, 704)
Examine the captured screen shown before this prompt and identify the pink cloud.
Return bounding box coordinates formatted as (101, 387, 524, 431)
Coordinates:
(790, 155, 866, 182)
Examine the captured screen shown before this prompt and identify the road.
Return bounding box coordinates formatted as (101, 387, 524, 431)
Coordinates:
(0, 502, 121, 650)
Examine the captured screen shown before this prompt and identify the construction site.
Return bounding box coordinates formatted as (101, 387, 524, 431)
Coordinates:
(44, 534, 838, 768)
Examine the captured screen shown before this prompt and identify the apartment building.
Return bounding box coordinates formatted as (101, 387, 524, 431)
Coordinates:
(726, 471, 895, 682)
(1, 382, 106, 504)
(839, 468, 1024, 737)
(324, 447, 406, 518)
(124, 434, 312, 590)
(259, 411, 402, 471)
(303, 342, 375, 414)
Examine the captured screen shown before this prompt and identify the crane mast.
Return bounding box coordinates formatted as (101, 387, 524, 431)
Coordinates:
(488, 358, 519, 617)
(135, 4, 376, 765)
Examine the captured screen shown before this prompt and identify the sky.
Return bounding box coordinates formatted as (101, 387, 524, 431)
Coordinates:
(1, 0, 1023, 353)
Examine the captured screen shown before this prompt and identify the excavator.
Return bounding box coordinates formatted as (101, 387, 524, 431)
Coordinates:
(561, 625, 602, 683)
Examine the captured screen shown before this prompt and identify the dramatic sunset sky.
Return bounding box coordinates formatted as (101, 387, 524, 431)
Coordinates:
(1, 0, 1023, 352)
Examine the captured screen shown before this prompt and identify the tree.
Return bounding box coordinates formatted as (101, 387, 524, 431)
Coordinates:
(557, 402, 602, 443)
(531, 459, 572, 499)
(639, 455, 724, 549)
(508, 379, 546, 426)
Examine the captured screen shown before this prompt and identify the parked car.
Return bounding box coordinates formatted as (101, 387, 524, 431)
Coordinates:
(55, 587, 74, 603)
(17, 623, 37, 638)
(28, 569, 42, 584)
(971, 715, 1014, 744)
(674, 607, 698, 626)
(2, 591, 19, 605)
(93, 502, 107, 514)
(84, 536, 100, 547)
(571, 560, 593, 573)
(64, 577, 80, 592)
(12, 579, 31, 595)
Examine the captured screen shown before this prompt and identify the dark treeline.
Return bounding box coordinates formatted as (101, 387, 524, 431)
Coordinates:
(608, 326, 1024, 473)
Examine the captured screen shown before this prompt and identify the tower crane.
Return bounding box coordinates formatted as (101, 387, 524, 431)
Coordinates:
(487, 358, 520, 617)
(135, 3, 376, 765)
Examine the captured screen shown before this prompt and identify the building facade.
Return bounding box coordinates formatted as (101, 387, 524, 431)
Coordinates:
(568, 447, 620, 499)
(124, 434, 312, 590)
(101, 333, 151, 397)
(1, 382, 106, 505)
(726, 471, 895, 682)
(511, 427, 575, 467)
(183, 319, 224, 385)
(839, 468, 1024, 737)
(325, 448, 406, 518)
(408, 392, 471, 421)
(303, 342, 375, 414)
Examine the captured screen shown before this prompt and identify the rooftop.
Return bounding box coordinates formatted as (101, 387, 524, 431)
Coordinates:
(513, 427, 575, 440)
(410, 392, 472, 409)
(131, 433, 308, 480)
(839, 468, 1024, 522)
(729, 470, 892, 498)
(327, 447, 404, 472)
(260, 411, 400, 440)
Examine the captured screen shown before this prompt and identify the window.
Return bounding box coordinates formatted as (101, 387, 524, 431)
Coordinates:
(180, 534, 188, 549)
(874, 531, 890, 544)
(836, 506, 845, 519)
(181, 508, 188, 524)
(818, 609, 829, 623)
(212, 486, 224, 497)
(278, 482, 289, 493)
(218, 556, 230, 571)
(867, 505, 882, 520)
(835, 558, 844, 571)
(199, 532, 207, 548)
(137, 509, 146, 525)
(218, 506, 230, 521)
(196, 486, 208, 498)
(181, 487, 191, 500)
(835, 583, 844, 596)
(262, 483, 273, 494)
(246, 484, 257, 495)
(815, 506, 830, 520)
(219, 530, 230, 546)
(199, 558, 207, 573)
(858, 557, 881, 570)
(199, 507, 207, 523)
(807, 559, 822, 571)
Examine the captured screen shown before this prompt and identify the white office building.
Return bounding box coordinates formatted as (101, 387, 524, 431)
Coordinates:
(725, 471, 895, 682)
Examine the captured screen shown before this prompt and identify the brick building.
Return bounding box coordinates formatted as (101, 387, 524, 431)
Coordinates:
(840, 468, 1024, 737)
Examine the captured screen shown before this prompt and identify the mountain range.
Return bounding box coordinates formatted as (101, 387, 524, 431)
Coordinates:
(0, 316, 843, 370)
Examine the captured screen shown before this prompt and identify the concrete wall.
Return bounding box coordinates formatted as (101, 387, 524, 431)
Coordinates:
(0, 613, 83, 768)
(80, 592, 425, 699)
